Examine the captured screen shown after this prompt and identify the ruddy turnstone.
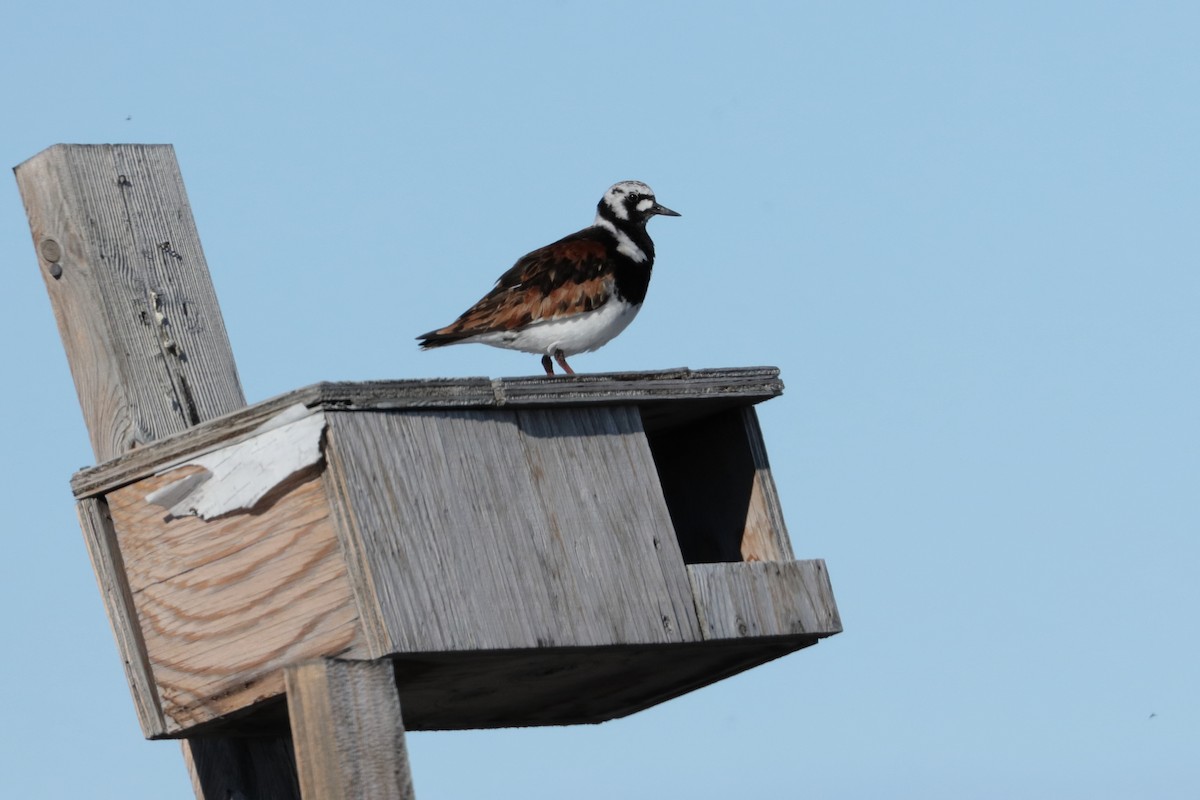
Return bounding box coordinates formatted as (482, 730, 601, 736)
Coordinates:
(417, 180, 680, 375)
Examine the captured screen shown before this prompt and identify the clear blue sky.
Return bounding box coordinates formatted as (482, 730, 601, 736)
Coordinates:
(2, 2, 1197, 798)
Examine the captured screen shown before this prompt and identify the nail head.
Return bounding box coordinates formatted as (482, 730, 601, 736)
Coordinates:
(40, 238, 62, 263)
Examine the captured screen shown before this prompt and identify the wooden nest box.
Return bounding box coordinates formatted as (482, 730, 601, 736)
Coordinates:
(17, 144, 840, 796)
(75, 369, 840, 738)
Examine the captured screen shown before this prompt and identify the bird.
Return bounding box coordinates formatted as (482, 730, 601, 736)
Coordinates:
(417, 180, 680, 375)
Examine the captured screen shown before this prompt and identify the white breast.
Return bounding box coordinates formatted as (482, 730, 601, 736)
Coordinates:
(469, 299, 642, 357)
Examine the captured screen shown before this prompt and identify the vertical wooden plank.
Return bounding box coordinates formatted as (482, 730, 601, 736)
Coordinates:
(326, 406, 698, 655)
(14, 144, 244, 461)
(324, 410, 565, 652)
(183, 736, 301, 800)
(515, 406, 701, 643)
(286, 659, 415, 800)
(322, 426, 395, 660)
(76, 496, 167, 736)
(15, 144, 286, 799)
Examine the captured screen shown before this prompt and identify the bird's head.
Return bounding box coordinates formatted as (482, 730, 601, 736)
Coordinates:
(597, 181, 681, 227)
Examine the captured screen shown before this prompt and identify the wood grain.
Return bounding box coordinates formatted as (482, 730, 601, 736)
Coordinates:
(76, 496, 167, 736)
(515, 406, 701, 643)
(71, 367, 783, 498)
(15, 144, 244, 461)
(286, 659, 415, 800)
(327, 409, 567, 654)
(688, 560, 841, 640)
(106, 468, 368, 734)
(738, 406, 796, 562)
(324, 406, 699, 656)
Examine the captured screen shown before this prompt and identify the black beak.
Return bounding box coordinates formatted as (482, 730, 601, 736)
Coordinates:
(651, 202, 681, 217)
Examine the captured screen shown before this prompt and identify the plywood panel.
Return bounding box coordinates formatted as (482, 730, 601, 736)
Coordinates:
(325, 409, 567, 653)
(688, 560, 841, 640)
(515, 406, 700, 643)
(325, 406, 697, 656)
(106, 469, 367, 733)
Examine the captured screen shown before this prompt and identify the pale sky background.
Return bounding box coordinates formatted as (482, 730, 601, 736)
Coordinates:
(2, 2, 1197, 798)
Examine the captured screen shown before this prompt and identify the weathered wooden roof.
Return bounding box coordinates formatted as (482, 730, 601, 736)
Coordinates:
(71, 366, 783, 498)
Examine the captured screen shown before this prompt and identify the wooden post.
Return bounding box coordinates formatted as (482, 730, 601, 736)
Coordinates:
(14, 144, 244, 460)
(287, 659, 416, 800)
(183, 737, 301, 800)
(13, 144, 404, 799)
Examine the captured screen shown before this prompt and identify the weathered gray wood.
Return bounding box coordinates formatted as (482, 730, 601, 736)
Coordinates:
(327, 409, 567, 654)
(16, 144, 293, 799)
(76, 496, 167, 735)
(15, 144, 244, 461)
(286, 659, 415, 800)
(322, 439, 396, 660)
(323, 406, 698, 655)
(183, 736, 301, 800)
(22, 142, 835, 795)
(515, 406, 701, 643)
(688, 560, 842, 639)
(71, 367, 783, 499)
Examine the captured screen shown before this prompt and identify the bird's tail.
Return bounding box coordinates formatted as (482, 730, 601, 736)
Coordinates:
(416, 328, 467, 350)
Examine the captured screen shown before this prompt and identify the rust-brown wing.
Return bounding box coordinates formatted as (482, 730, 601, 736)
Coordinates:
(419, 232, 615, 346)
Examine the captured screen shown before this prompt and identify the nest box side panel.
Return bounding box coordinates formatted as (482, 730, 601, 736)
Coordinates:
(323, 405, 699, 657)
(77, 496, 169, 737)
(105, 467, 369, 735)
(687, 560, 841, 640)
(514, 407, 700, 642)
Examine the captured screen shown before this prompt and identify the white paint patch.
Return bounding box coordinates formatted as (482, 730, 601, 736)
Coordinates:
(593, 217, 648, 262)
(468, 299, 642, 356)
(146, 404, 326, 520)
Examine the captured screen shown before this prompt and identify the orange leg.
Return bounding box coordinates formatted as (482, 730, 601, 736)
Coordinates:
(554, 349, 575, 375)
(541, 354, 554, 375)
